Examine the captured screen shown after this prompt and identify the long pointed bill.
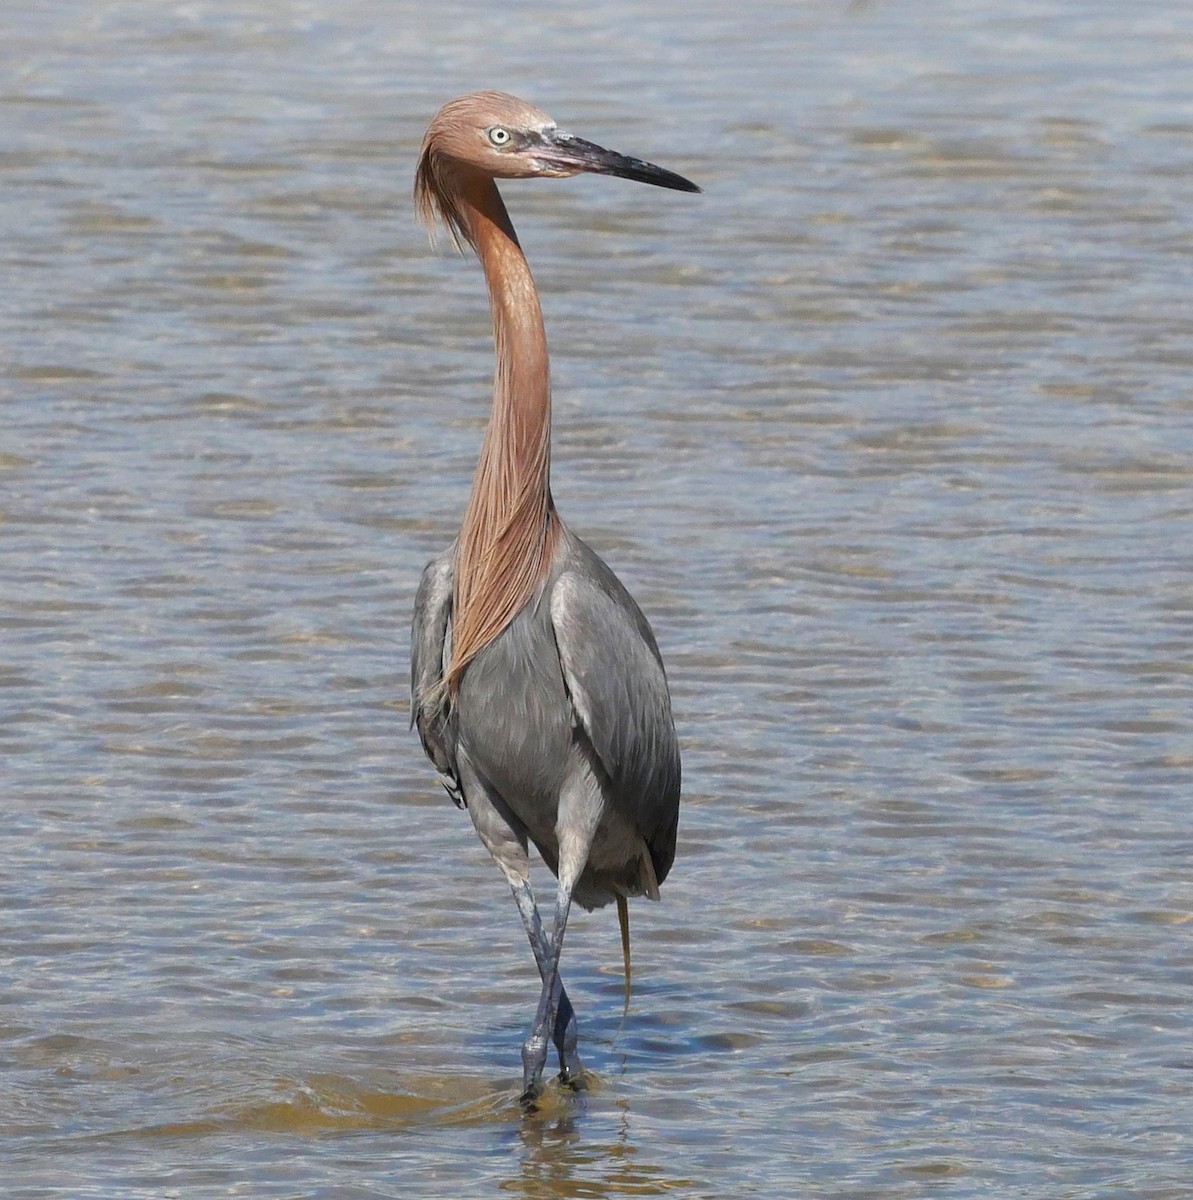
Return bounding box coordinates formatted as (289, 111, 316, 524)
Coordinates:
(536, 132, 701, 192)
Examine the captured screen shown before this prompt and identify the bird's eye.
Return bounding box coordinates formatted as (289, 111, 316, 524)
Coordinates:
(488, 127, 512, 147)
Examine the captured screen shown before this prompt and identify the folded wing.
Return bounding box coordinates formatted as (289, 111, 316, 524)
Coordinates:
(410, 553, 462, 807)
(549, 567, 681, 886)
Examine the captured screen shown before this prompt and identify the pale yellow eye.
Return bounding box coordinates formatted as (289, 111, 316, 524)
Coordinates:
(487, 127, 511, 147)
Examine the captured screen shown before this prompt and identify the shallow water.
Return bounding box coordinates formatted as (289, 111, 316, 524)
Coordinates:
(3, 0, 1192, 1195)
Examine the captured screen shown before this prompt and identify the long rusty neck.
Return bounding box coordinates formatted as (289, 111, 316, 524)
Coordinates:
(470, 176, 553, 510)
(446, 173, 560, 693)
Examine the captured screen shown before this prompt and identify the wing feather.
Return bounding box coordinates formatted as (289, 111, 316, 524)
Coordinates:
(549, 568, 680, 884)
(410, 553, 463, 807)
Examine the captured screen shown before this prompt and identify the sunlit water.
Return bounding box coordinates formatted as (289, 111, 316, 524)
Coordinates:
(3, 1, 1192, 1196)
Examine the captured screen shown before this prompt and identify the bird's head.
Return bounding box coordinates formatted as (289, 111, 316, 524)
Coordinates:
(415, 91, 699, 247)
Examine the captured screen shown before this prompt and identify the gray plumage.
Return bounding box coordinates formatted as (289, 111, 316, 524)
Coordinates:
(412, 527, 680, 911)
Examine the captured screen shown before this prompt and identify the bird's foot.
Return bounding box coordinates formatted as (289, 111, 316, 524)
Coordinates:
(518, 1069, 585, 1116)
(556, 1036, 583, 1088)
(521, 1030, 550, 1104)
(519, 1080, 544, 1114)
(557, 1065, 588, 1093)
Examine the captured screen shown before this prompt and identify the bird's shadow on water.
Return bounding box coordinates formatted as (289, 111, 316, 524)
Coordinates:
(80, 1039, 640, 1142)
(73, 1069, 669, 1190)
(98, 1071, 517, 1141)
(30, 977, 713, 1195)
(28, 1037, 706, 1198)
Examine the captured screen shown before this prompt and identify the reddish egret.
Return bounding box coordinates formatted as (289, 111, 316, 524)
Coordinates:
(410, 91, 697, 1103)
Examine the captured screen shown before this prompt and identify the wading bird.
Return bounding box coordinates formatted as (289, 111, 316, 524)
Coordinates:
(410, 92, 697, 1104)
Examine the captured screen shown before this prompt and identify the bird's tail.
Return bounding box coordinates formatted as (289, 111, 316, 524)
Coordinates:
(616, 893, 631, 1015)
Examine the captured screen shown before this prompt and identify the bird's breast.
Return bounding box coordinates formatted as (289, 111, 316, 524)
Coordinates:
(453, 597, 574, 824)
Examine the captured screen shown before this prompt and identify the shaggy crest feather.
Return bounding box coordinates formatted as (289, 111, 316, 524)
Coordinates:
(414, 144, 473, 252)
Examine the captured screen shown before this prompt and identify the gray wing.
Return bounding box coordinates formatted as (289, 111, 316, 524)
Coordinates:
(410, 552, 463, 808)
(549, 561, 681, 885)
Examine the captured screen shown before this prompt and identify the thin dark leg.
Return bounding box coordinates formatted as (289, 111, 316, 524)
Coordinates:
(510, 880, 582, 1082)
(521, 882, 574, 1103)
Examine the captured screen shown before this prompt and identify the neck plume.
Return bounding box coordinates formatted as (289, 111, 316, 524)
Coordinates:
(439, 170, 561, 694)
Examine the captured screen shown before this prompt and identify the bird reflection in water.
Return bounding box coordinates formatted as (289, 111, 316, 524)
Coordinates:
(513, 1098, 699, 1196)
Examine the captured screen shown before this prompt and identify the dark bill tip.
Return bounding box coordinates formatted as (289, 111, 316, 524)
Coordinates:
(543, 133, 701, 193)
